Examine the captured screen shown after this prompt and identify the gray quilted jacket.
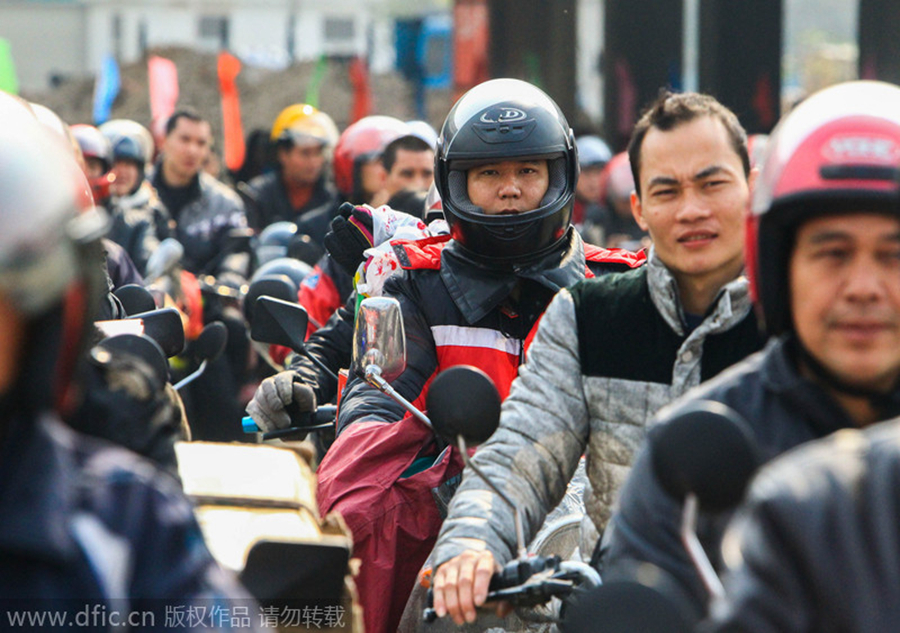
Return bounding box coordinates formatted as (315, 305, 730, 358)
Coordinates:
(432, 249, 764, 567)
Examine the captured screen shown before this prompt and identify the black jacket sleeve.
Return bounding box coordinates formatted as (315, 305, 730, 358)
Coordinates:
(334, 273, 437, 435)
(288, 291, 357, 405)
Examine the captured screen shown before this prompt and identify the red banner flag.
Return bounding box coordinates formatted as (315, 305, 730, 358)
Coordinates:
(217, 51, 246, 173)
(349, 56, 372, 125)
(147, 56, 179, 149)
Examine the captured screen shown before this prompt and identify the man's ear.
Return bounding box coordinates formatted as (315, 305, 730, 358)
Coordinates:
(631, 190, 649, 231)
(747, 166, 759, 195)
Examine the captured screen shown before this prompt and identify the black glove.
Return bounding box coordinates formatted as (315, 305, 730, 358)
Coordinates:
(323, 202, 375, 276)
(70, 343, 186, 476)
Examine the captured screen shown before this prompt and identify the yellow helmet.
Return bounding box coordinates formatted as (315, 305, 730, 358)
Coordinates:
(270, 103, 339, 148)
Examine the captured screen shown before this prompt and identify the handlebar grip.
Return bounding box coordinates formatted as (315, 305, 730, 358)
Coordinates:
(422, 555, 572, 624)
(242, 416, 259, 433)
(490, 556, 561, 591)
(242, 407, 337, 437)
(423, 588, 437, 623)
(285, 398, 314, 427)
(314, 404, 338, 424)
(239, 405, 314, 434)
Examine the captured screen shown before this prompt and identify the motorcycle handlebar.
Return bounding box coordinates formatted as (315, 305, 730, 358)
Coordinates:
(242, 404, 337, 440)
(422, 556, 601, 624)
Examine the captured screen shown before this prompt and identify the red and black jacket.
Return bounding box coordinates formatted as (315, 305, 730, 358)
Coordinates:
(335, 228, 645, 434)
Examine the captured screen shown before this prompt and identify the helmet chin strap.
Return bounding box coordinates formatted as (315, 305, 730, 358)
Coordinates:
(791, 335, 900, 413)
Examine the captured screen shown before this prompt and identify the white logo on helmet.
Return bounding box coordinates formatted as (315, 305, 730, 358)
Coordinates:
(479, 108, 528, 124)
(824, 135, 900, 164)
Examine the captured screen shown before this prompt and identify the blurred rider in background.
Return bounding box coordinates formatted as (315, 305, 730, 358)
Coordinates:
(100, 118, 173, 276)
(244, 103, 341, 244)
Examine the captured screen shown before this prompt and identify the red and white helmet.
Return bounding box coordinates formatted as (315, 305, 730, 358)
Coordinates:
(333, 115, 410, 201)
(598, 151, 635, 207)
(748, 80, 900, 335)
(71, 123, 116, 202)
(71, 123, 113, 174)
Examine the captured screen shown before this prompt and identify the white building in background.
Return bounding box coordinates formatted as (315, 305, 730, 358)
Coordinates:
(2, 0, 612, 125)
(1, 0, 448, 92)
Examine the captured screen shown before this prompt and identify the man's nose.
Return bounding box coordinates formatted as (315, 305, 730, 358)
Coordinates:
(498, 176, 521, 198)
(675, 188, 712, 222)
(844, 255, 884, 302)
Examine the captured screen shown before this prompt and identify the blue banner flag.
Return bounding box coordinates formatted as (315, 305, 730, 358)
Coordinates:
(92, 54, 120, 125)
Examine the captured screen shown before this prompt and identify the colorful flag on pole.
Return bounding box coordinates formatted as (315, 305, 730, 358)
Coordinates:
(304, 54, 328, 108)
(0, 37, 19, 95)
(148, 55, 179, 147)
(217, 51, 245, 173)
(92, 54, 121, 125)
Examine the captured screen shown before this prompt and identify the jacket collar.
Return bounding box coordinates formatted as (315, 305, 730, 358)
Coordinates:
(766, 335, 900, 429)
(645, 247, 753, 337)
(150, 162, 202, 197)
(440, 228, 587, 325)
(113, 179, 153, 210)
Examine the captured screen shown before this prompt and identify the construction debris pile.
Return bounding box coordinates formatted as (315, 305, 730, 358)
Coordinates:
(22, 46, 455, 155)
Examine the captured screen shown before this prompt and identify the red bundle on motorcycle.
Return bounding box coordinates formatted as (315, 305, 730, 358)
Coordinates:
(317, 413, 463, 633)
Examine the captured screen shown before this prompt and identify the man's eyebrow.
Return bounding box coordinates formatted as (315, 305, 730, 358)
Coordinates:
(806, 229, 900, 244)
(693, 165, 730, 181)
(806, 230, 851, 244)
(646, 176, 680, 189)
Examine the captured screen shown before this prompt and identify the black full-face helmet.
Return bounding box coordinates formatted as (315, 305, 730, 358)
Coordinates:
(435, 78, 579, 268)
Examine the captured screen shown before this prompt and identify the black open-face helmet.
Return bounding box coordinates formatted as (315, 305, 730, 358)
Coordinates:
(435, 78, 578, 268)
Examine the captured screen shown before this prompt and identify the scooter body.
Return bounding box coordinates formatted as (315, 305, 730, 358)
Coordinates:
(175, 440, 361, 631)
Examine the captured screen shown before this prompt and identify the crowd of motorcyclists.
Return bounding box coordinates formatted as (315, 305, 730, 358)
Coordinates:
(3, 49, 900, 633)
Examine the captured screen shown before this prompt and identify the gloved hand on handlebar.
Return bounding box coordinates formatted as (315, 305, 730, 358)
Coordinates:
(246, 371, 317, 433)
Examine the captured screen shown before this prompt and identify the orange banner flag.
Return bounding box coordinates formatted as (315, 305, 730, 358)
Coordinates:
(148, 56, 179, 148)
(349, 56, 372, 125)
(218, 51, 245, 173)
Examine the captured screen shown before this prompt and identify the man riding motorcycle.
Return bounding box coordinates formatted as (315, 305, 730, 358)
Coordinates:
(294, 116, 414, 337)
(604, 79, 900, 627)
(430, 89, 766, 626)
(100, 118, 173, 276)
(315, 78, 644, 633)
(244, 103, 341, 239)
(0, 93, 257, 622)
